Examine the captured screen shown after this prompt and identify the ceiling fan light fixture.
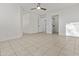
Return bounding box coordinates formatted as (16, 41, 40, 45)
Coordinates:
(37, 7, 41, 9)
(31, 3, 47, 11)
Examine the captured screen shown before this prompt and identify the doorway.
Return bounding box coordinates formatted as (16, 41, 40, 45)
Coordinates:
(52, 15, 59, 34)
(38, 15, 47, 33)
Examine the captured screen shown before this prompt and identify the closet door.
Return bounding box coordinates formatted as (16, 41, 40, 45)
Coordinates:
(23, 13, 30, 33)
(23, 13, 38, 33)
(38, 17, 46, 33)
(30, 13, 38, 33)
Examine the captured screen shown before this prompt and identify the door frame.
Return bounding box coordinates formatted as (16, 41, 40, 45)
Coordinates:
(38, 15, 47, 33)
(52, 15, 59, 34)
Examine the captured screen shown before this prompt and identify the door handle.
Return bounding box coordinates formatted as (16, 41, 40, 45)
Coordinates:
(53, 25, 55, 27)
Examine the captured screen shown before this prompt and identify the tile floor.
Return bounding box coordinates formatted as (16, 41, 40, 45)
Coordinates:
(0, 33, 79, 56)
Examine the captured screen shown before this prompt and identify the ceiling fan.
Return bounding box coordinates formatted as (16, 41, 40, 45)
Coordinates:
(31, 3, 47, 11)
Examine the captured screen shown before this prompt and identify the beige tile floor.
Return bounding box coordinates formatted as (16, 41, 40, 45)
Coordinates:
(0, 33, 79, 56)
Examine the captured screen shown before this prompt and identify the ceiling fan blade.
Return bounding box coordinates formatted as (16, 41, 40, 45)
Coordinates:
(41, 8, 47, 11)
(31, 8, 36, 10)
(30, 3, 47, 11)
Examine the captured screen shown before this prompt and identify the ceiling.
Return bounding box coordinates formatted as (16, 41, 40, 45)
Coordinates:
(18, 3, 78, 14)
(41, 3, 78, 12)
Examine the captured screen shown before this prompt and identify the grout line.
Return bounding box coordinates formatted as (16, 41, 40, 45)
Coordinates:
(8, 39, 34, 56)
(0, 42, 1, 56)
(8, 41, 17, 56)
(0, 33, 78, 56)
(57, 45, 66, 56)
(73, 39, 76, 56)
(0, 48, 1, 56)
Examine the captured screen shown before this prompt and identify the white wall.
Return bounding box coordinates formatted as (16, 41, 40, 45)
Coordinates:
(59, 4, 79, 37)
(0, 4, 22, 41)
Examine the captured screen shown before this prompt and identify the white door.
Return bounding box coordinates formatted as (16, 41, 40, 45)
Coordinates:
(30, 13, 38, 33)
(23, 13, 30, 33)
(52, 15, 59, 33)
(38, 17, 46, 33)
(23, 13, 38, 33)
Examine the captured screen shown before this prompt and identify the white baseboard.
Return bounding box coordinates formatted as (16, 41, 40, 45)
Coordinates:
(0, 33, 23, 41)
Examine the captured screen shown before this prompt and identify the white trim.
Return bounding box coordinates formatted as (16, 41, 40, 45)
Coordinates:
(0, 33, 23, 41)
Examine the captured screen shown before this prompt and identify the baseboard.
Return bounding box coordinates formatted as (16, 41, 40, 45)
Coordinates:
(0, 33, 23, 41)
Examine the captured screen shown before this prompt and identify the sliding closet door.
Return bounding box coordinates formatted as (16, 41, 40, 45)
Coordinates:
(38, 17, 46, 33)
(23, 13, 38, 33)
(23, 13, 30, 33)
(30, 13, 38, 33)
